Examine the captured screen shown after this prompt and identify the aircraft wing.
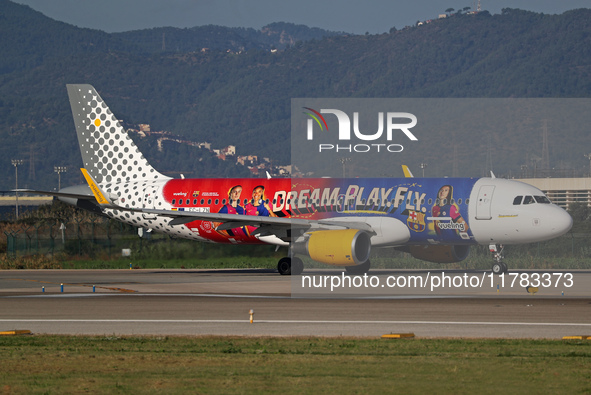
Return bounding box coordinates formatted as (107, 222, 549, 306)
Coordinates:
(141, 208, 375, 233)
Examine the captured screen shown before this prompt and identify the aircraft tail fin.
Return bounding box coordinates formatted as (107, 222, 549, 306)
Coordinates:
(66, 84, 169, 185)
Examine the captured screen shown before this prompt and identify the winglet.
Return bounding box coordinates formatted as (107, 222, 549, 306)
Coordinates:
(490, 171, 496, 179)
(80, 168, 112, 205)
(266, 171, 272, 180)
(402, 165, 414, 178)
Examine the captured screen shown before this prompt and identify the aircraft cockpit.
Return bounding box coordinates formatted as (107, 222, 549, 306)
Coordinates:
(512, 195, 551, 205)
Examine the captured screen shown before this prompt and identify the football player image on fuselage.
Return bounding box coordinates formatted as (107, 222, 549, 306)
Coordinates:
(216, 185, 247, 238)
(431, 185, 469, 240)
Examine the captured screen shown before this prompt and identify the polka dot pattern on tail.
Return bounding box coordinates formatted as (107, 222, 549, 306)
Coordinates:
(67, 84, 170, 185)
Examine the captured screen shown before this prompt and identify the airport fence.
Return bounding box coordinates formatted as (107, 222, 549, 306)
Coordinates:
(1, 217, 279, 264)
(2, 216, 591, 270)
(3, 217, 145, 259)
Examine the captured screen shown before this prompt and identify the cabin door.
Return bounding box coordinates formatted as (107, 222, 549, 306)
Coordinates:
(475, 185, 495, 220)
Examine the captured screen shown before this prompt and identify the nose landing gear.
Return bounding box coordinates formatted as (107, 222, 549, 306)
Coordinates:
(489, 244, 508, 274)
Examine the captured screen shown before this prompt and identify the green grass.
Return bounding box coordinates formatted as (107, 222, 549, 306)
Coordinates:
(61, 256, 279, 270)
(4, 251, 591, 271)
(0, 336, 589, 393)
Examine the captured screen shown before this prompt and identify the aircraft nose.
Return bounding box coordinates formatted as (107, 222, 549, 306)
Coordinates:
(551, 207, 573, 236)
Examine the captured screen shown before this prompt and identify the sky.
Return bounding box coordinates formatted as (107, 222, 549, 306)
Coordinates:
(11, 0, 591, 35)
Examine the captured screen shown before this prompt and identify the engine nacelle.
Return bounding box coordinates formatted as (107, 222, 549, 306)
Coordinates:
(407, 245, 470, 263)
(295, 229, 371, 266)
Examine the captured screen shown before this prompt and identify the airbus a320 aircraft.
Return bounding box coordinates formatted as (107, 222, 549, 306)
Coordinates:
(27, 85, 573, 275)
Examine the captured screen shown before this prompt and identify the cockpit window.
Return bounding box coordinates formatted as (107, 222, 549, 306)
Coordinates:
(513, 196, 523, 205)
(534, 195, 551, 204)
(514, 195, 551, 205)
(523, 196, 535, 205)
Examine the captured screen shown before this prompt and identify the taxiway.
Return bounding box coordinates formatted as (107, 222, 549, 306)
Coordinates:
(0, 269, 589, 338)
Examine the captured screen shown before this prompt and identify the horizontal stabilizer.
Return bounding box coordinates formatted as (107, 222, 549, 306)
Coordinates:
(11, 188, 94, 200)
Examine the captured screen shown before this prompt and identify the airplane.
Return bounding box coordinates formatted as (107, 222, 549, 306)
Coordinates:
(22, 84, 574, 275)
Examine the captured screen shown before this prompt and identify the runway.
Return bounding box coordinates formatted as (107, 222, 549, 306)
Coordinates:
(1, 269, 590, 339)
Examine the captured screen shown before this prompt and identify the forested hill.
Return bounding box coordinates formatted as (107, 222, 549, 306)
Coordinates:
(0, 0, 590, 191)
(0, 0, 341, 74)
(113, 22, 343, 53)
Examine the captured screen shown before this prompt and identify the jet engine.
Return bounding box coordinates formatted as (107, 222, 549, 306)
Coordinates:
(407, 245, 470, 263)
(294, 229, 371, 266)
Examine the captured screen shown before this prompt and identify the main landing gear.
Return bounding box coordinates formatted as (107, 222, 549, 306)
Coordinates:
(345, 260, 371, 275)
(277, 256, 372, 275)
(277, 256, 304, 275)
(489, 244, 508, 274)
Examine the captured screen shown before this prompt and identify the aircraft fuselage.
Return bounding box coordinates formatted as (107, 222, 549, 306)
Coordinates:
(81, 176, 572, 248)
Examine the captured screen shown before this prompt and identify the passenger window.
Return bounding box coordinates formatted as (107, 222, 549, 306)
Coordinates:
(222, 199, 226, 205)
(200, 199, 204, 205)
(215, 199, 219, 205)
(534, 196, 551, 204)
(428, 199, 433, 205)
(193, 199, 197, 205)
(523, 196, 535, 205)
(171, 199, 176, 205)
(457, 198, 462, 205)
(450, 199, 455, 205)
(466, 199, 470, 204)
(179, 199, 183, 205)
(207, 199, 212, 205)
(513, 196, 523, 205)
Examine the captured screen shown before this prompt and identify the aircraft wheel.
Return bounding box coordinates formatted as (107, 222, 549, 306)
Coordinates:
(277, 257, 291, 275)
(345, 259, 371, 275)
(291, 257, 304, 275)
(491, 262, 504, 275)
(501, 262, 508, 273)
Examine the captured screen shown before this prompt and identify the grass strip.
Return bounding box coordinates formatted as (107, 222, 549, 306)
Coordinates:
(0, 336, 589, 393)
